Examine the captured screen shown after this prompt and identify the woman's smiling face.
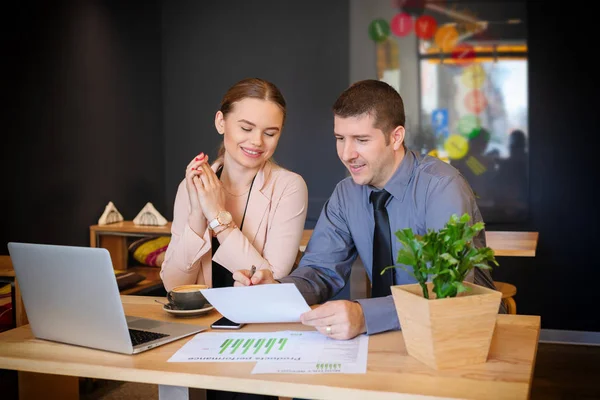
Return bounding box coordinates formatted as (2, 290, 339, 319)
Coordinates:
(216, 97, 284, 169)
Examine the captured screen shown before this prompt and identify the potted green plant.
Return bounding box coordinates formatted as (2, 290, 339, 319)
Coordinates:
(382, 213, 502, 370)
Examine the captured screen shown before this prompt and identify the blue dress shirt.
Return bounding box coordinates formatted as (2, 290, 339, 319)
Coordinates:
(278, 149, 499, 335)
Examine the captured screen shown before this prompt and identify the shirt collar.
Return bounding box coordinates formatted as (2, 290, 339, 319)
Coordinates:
(366, 149, 418, 204)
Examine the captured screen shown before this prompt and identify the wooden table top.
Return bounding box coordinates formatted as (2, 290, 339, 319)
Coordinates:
(485, 231, 539, 257)
(0, 296, 541, 399)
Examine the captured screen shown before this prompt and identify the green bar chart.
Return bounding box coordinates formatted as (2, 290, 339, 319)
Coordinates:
(219, 336, 289, 356)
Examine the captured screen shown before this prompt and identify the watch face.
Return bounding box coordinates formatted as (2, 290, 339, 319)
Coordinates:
(218, 211, 232, 225)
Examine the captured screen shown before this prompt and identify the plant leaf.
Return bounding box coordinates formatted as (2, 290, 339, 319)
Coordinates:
(396, 251, 416, 267)
(390, 213, 498, 299)
(453, 281, 469, 294)
(439, 253, 458, 265)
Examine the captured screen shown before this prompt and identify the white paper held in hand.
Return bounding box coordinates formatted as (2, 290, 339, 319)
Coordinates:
(200, 283, 311, 324)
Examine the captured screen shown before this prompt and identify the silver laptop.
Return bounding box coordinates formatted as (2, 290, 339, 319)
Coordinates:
(7, 242, 206, 354)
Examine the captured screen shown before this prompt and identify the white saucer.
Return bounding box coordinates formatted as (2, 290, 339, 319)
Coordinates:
(163, 304, 214, 317)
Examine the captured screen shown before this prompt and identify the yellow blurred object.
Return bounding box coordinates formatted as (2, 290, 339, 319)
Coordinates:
(130, 236, 171, 267)
(461, 64, 486, 89)
(0, 284, 11, 298)
(428, 149, 450, 164)
(445, 134, 469, 159)
(426, 44, 527, 54)
(434, 25, 459, 53)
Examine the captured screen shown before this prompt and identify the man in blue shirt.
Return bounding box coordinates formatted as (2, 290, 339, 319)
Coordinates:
(233, 79, 502, 339)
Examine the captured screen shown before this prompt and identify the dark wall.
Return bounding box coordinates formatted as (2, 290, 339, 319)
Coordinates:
(161, 0, 349, 225)
(1, 0, 164, 251)
(488, 2, 599, 331)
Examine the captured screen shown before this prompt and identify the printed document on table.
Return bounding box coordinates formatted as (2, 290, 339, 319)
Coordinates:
(168, 330, 368, 374)
(200, 283, 310, 323)
(251, 332, 369, 374)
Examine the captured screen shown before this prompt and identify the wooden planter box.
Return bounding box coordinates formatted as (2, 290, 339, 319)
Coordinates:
(391, 281, 502, 370)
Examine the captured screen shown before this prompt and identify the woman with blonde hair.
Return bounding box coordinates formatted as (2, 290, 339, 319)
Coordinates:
(161, 78, 308, 293)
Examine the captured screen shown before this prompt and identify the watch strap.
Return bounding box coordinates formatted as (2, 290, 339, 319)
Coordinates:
(208, 210, 232, 230)
(209, 217, 221, 230)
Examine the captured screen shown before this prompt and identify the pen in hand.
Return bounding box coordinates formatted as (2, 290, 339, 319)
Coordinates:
(249, 265, 256, 286)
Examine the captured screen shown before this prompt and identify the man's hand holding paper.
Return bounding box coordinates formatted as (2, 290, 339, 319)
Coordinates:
(232, 268, 367, 340)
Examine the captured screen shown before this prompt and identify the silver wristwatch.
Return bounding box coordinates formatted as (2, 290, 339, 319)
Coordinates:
(208, 210, 233, 230)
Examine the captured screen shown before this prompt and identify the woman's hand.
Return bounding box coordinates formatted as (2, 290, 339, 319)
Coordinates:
(195, 158, 226, 222)
(185, 153, 209, 234)
(233, 269, 279, 286)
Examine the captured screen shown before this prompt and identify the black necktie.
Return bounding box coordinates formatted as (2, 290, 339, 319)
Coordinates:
(370, 189, 394, 297)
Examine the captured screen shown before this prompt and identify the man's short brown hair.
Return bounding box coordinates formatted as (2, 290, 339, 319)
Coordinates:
(332, 80, 405, 144)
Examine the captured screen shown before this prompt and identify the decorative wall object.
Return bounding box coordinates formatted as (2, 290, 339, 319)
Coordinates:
(133, 202, 168, 226)
(98, 201, 124, 225)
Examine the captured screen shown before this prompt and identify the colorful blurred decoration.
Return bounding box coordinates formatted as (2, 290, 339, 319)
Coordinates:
(449, 128, 495, 203)
(421, 60, 529, 222)
(466, 127, 483, 140)
(444, 134, 469, 160)
(465, 155, 487, 176)
(461, 64, 486, 89)
(431, 108, 449, 139)
(129, 236, 171, 267)
(391, 12, 413, 37)
(367, 1, 529, 222)
(427, 148, 450, 163)
(415, 15, 437, 39)
(451, 43, 476, 65)
(369, 0, 479, 49)
(368, 19, 391, 43)
(434, 25, 459, 53)
(368, 7, 438, 41)
(464, 89, 488, 114)
(457, 115, 481, 137)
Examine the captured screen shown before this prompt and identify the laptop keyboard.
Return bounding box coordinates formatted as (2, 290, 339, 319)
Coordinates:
(128, 328, 169, 346)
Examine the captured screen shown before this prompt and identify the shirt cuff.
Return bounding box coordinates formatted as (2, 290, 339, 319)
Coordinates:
(356, 296, 400, 335)
(179, 223, 210, 271)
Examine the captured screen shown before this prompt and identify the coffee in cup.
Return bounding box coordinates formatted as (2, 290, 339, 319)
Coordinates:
(166, 284, 209, 310)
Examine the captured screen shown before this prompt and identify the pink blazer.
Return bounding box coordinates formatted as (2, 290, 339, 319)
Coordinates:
(160, 160, 308, 291)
